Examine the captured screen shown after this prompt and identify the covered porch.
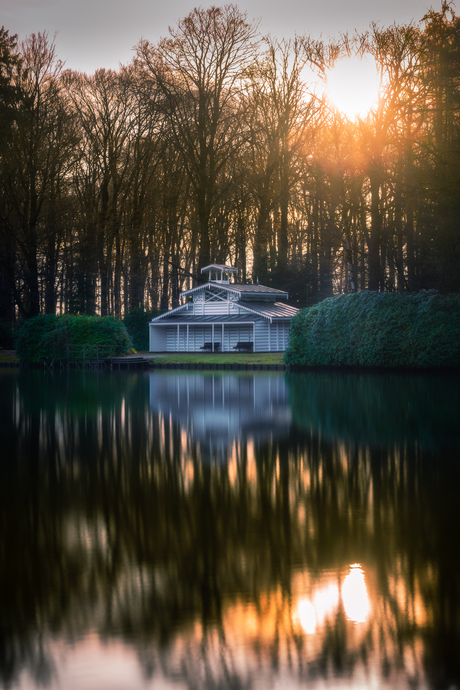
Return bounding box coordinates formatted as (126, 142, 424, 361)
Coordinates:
(149, 317, 256, 353)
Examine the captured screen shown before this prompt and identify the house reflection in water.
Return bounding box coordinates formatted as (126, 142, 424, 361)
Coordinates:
(149, 372, 291, 462)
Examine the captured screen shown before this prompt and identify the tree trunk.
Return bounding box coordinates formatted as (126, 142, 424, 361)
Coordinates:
(368, 170, 382, 291)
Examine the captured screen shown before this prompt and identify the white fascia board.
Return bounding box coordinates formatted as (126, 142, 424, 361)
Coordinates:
(180, 282, 289, 300)
(149, 304, 190, 322)
(200, 264, 238, 273)
(150, 320, 256, 326)
(237, 303, 272, 323)
(180, 282, 242, 299)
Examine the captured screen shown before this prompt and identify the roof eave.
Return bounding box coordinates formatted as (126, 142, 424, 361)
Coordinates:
(150, 303, 189, 322)
(180, 282, 243, 299)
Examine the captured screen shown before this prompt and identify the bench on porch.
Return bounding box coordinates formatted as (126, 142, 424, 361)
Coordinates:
(232, 341, 253, 352)
(200, 342, 221, 352)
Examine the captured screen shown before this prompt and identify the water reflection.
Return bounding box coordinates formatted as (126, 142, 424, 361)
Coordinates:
(294, 579, 340, 634)
(1, 369, 460, 689)
(150, 372, 291, 462)
(342, 565, 370, 623)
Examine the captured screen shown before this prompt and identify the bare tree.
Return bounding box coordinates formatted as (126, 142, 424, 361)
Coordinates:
(0, 32, 76, 318)
(65, 68, 136, 315)
(361, 22, 422, 291)
(137, 5, 260, 269)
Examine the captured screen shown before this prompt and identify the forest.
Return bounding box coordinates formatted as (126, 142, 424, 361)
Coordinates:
(0, 2, 459, 333)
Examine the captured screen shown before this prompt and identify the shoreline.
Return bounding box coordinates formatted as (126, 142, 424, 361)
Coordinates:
(2, 351, 459, 372)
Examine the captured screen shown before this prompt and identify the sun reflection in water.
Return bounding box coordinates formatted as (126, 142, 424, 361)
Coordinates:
(294, 564, 370, 634)
(342, 564, 371, 623)
(295, 598, 317, 634)
(295, 582, 340, 634)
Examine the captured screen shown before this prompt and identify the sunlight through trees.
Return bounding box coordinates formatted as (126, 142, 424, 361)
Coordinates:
(1, 2, 460, 328)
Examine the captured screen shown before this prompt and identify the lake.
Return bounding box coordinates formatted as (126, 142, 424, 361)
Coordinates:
(1, 368, 460, 690)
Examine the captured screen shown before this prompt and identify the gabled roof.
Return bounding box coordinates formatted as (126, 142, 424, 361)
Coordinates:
(150, 302, 190, 322)
(230, 284, 289, 296)
(181, 282, 289, 300)
(149, 300, 298, 324)
(238, 301, 298, 320)
(201, 264, 238, 274)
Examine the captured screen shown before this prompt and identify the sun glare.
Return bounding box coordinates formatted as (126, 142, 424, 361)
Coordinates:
(294, 582, 340, 635)
(293, 564, 371, 634)
(326, 55, 380, 120)
(342, 564, 371, 623)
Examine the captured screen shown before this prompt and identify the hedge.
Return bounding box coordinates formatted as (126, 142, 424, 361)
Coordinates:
(284, 290, 460, 368)
(14, 314, 133, 363)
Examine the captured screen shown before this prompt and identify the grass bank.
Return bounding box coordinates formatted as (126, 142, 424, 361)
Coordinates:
(0, 351, 286, 367)
(146, 352, 285, 366)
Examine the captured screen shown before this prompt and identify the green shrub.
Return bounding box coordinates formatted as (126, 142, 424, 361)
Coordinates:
(14, 314, 133, 363)
(284, 290, 460, 368)
(14, 314, 59, 363)
(123, 307, 158, 351)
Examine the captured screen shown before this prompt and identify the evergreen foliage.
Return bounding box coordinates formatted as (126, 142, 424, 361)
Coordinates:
(14, 314, 132, 363)
(122, 307, 158, 351)
(284, 290, 460, 368)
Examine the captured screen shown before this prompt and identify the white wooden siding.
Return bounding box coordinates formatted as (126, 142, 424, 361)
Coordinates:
(149, 326, 168, 352)
(165, 325, 227, 351)
(225, 325, 252, 351)
(199, 302, 241, 316)
(152, 319, 291, 352)
(254, 321, 269, 352)
(166, 327, 176, 351)
(269, 323, 281, 351)
(267, 322, 290, 351)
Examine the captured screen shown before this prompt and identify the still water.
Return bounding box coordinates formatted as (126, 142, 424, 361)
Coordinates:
(1, 368, 460, 690)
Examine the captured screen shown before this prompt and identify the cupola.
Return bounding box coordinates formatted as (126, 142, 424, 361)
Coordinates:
(201, 264, 238, 285)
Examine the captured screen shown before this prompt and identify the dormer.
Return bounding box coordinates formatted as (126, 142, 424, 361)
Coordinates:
(201, 264, 238, 285)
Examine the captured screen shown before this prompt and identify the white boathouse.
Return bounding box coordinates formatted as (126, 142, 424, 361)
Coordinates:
(148, 264, 298, 353)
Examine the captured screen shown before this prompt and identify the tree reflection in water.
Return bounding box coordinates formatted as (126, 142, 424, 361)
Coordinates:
(0, 369, 459, 689)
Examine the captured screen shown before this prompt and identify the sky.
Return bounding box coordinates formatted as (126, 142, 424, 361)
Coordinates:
(1, 0, 442, 74)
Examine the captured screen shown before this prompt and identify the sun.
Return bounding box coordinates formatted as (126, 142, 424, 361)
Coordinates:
(326, 55, 380, 120)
